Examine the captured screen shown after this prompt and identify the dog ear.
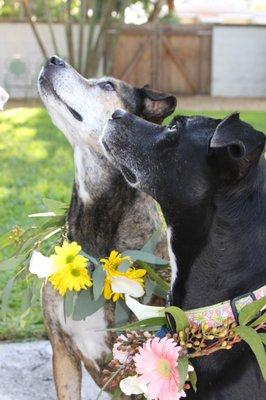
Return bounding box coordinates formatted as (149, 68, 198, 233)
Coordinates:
(209, 112, 265, 180)
(139, 86, 177, 123)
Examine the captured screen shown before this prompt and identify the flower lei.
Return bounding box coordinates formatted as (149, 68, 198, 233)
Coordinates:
(0, 198, 169, 325)
(101, 296, 266, 400)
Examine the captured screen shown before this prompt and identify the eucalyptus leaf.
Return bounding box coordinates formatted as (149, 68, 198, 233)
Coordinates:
(1, 277, 15, 318)
(0, 254, 26, 270)
(178, 356, 189, 391)
(117, 259, 132, 272)
(115, 300, 131, 325)
(143, 278, 157, 305)
(137, 261, 169, 293)
(189, 369, 198, 392)
(73, 290, 105, 321)
(42, 198, 68, 215)
(234, 325, 266, 380)
(21, 286, 32, 313)
(92, 266, 106, 300)
(123, 250, 169, 265)
(141, 224, 164, 253)
(164, 306, 189, 332)
(64, 291, 75, 320)
(239, 297, 266, 326)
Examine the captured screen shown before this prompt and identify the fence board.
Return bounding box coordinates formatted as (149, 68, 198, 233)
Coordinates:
(108, 24, 212, 95)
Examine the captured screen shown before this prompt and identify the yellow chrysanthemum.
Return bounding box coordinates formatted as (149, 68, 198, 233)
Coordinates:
(100, 250, 132, 273)
(100, 250, 146, 301)
(49, 264, 93, 296)
(48, 240, 92, 296)
(50, 241, 87, 270)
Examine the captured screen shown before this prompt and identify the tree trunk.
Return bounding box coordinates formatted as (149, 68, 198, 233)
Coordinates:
(148, 0, 165, 23)
(22, 0, 48, 59)
(44, 0, 59, 56)
(167, 0, 175, 13)
(78, 0, 88, 72)
(65, 0, 74, 67)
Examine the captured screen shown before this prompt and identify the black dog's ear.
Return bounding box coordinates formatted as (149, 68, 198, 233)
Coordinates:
(139, 86, 177, 123)
(210, 112, 265, 180)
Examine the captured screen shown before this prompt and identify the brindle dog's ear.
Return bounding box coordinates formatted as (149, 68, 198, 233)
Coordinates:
(209, 112, 265, 180)
(139, 86, 177, 123)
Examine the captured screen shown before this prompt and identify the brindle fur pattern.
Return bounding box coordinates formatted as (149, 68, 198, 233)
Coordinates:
(38, 56, 175, 399)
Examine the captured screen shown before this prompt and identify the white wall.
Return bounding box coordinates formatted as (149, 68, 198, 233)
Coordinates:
(0, 22, 85, 98)
(212, 25, 266, 97)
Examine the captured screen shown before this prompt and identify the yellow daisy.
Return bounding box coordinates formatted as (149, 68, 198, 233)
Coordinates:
(48, 240, 92, 296)
(100, 250, 132, 273)
(50, 241, 87, 269)
(49, 263, 93, 296)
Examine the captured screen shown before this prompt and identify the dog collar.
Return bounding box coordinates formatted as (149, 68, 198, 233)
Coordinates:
(167, 285, 266, 327)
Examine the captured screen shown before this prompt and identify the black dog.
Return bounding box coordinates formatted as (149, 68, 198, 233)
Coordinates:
(102, 110, 266, 399)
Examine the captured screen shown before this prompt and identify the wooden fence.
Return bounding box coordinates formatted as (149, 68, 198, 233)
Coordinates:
(106, 24, 212, 95)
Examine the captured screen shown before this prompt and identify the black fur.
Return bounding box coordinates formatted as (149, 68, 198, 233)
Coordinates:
(102, 111, 266, 399)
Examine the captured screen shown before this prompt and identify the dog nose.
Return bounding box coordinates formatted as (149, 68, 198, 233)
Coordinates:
(46, 56, 65, 68)
(112, 109, 126, 120)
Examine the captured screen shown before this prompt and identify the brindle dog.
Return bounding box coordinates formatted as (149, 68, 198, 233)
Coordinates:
(38, 56, 176, 400)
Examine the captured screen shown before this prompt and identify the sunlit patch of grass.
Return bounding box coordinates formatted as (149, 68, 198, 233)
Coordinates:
(0, 107, 265, 341)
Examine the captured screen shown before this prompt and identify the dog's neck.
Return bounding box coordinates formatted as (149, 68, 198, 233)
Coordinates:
(165, 160, 265, 310)
(67, 145, 161, 258)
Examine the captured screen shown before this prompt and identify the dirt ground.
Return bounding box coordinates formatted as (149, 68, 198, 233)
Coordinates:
(6, 96, 266, 111)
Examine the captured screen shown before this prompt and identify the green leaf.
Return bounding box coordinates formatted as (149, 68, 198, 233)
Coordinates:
(115, 300, 130, 325)
(111, 387, 122, 400)
(21, 286, 32, 314)
(143, 278, 157, 304)
(0, 254, 26, 270)
(178, 356, 189, 391)
(137, 260, 169, 293)
(164, 306, 189, 332)
(259, 333, 266, 346)
(107, 316, 166, 332)
(64, 291, 75, 320)
(250, 313, 266, 328)
(238, 297, 266, 326)
(234, 325, 266, 380)
(92, 266, 106, 300)
(42, 198, 68, 215)
(123, 250, 169, 265)
(117, 259, 132, 272)
(1, 277, 15, 318)
(188, 369, 198, 392)
(141, 225, 164, 253)
(72, 290, 105, 321)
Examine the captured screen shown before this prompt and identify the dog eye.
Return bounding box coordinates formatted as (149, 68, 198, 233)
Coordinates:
(99, 81, 115, 92)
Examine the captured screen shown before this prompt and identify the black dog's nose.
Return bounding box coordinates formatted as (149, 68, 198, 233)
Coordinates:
(112, 109, 126, 120)
(46, 56, 65, 67)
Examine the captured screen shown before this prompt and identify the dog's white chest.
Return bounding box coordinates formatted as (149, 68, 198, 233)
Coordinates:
(58, 298, 109, 367)
(167, 227, 178, 288)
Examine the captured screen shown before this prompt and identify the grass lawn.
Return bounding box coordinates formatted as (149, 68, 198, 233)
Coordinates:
(0, 107, 265, 341)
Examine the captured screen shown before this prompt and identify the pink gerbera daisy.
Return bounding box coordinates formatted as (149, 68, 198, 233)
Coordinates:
(134, 337, 186, 400)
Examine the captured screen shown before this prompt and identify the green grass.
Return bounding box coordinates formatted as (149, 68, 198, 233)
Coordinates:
(0, 107, 265, 341)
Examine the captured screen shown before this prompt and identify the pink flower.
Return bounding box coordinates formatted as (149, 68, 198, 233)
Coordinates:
(134, 337, 186, 400)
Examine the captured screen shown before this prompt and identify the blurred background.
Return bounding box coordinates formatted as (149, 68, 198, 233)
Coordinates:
(1, 0, 266, 99)
(0, 2, 266, 399)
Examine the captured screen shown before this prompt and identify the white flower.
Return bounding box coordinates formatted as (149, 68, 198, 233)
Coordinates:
(120, 375, 148, 397)
(125, 295, 165, 320)
(111, 276, 145, 298)
(0, 87, 9, 111)
(29, 250, 57, 278)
